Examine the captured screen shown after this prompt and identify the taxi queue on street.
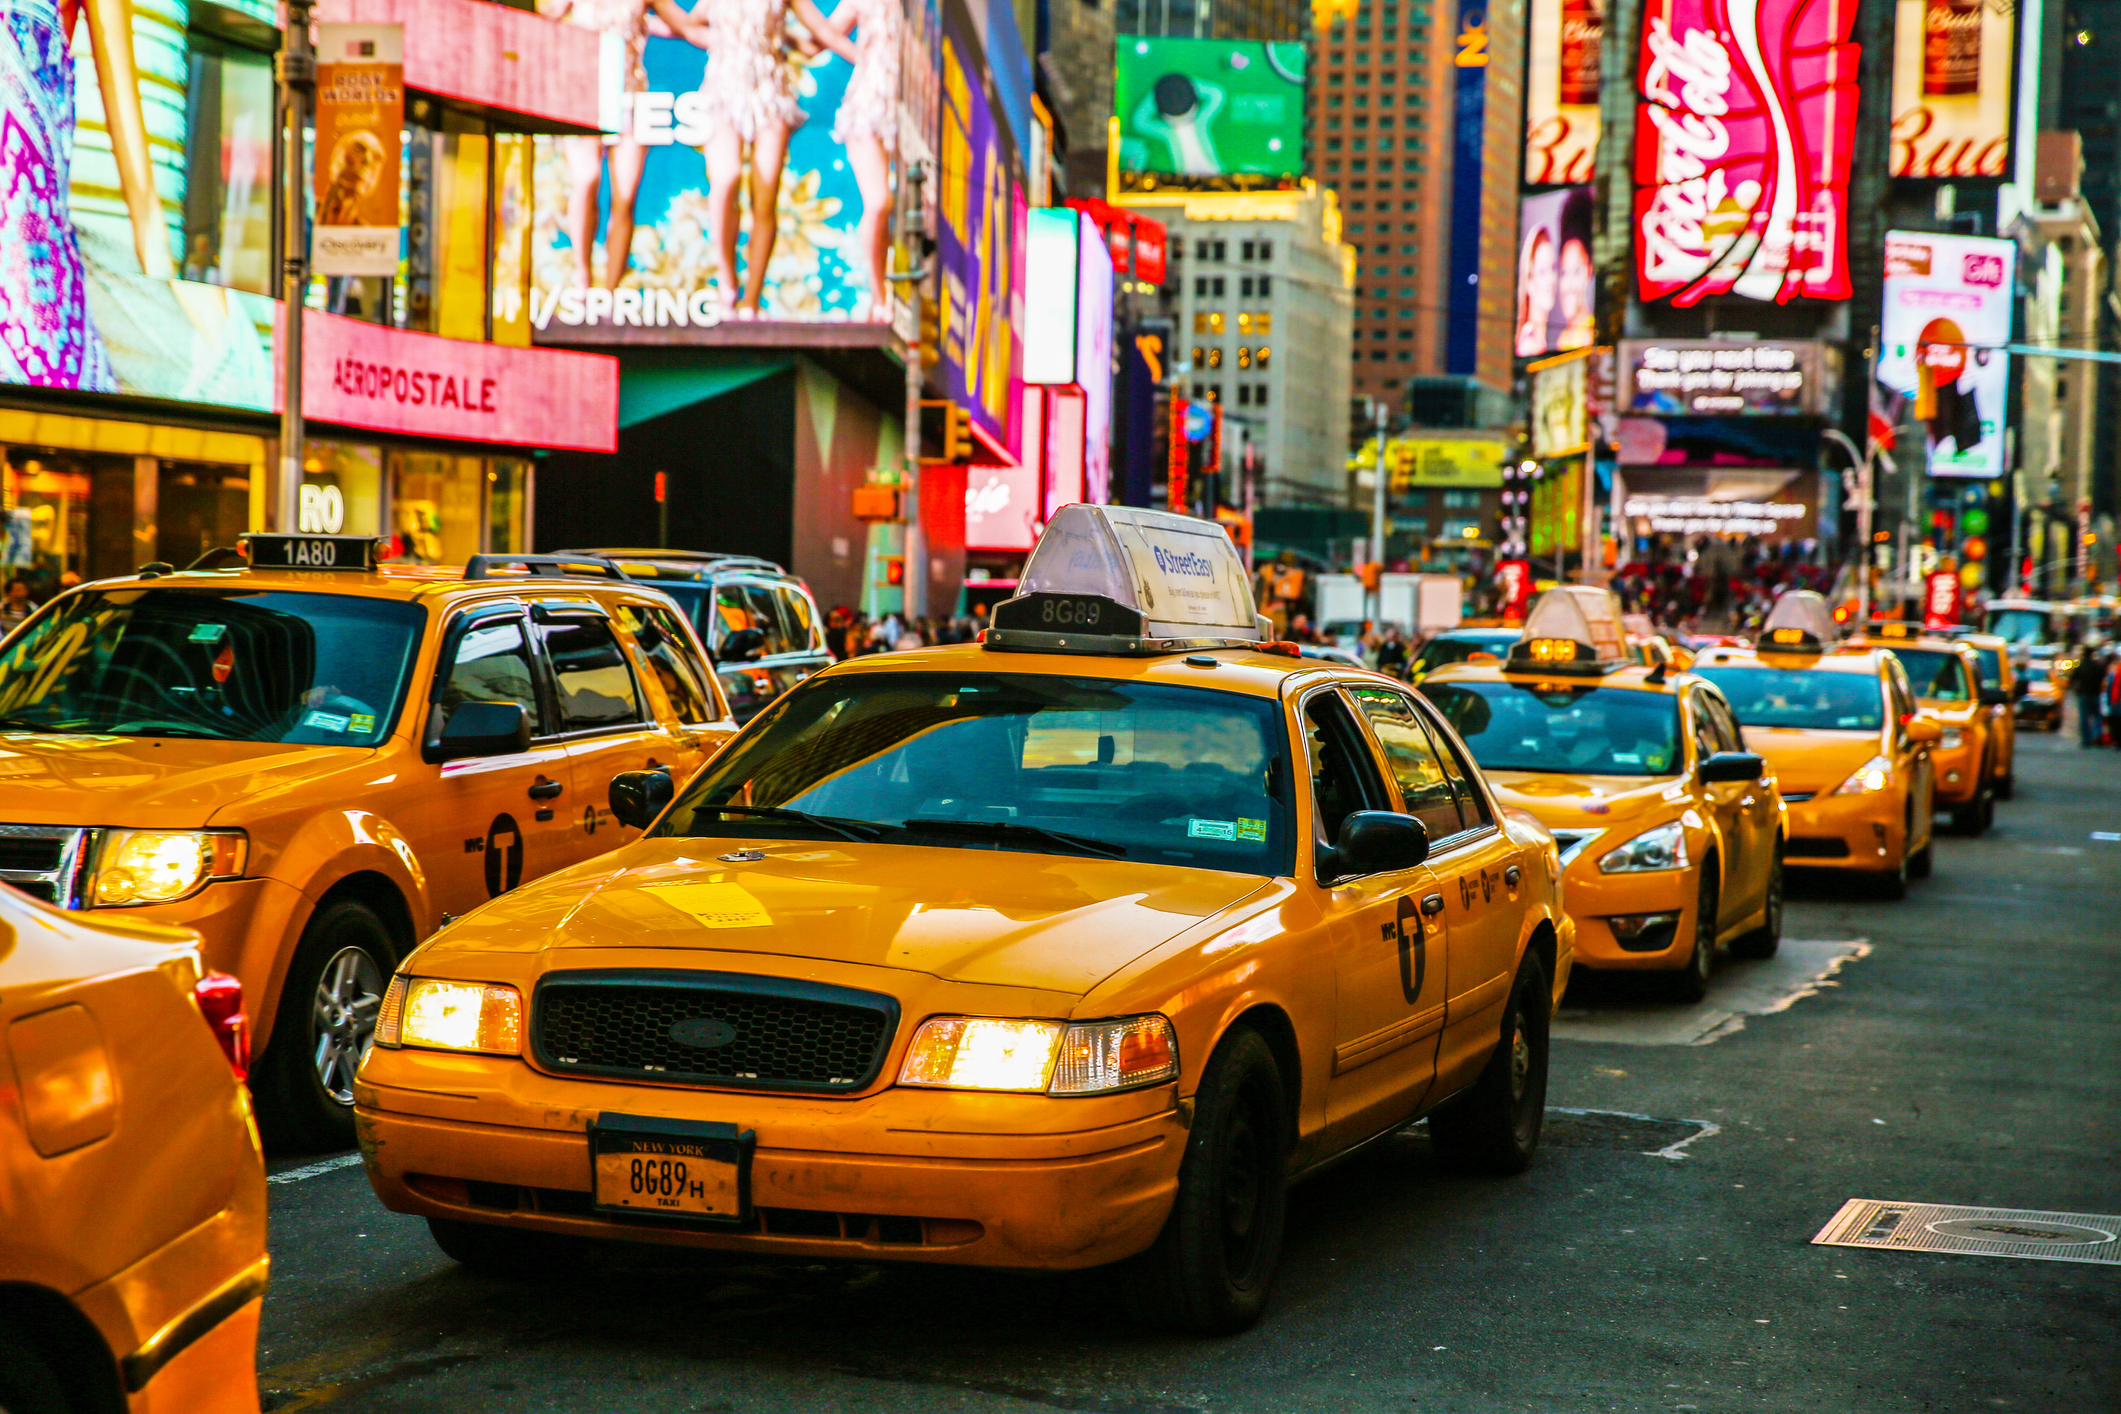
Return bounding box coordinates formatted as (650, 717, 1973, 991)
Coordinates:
(0, 512, 2023, 1404)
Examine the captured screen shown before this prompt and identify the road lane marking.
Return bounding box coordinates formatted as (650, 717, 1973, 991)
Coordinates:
(268, 1153, 365, 1185)
(1553, 939, 1870, 1046)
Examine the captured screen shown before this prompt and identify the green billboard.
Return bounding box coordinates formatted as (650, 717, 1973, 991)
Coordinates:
(1115, 36, 1306, 191)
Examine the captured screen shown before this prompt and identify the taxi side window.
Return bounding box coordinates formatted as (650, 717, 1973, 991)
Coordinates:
(439, 618, 546, 735)
(1350, 685, 1462, 845)
(1424, 718, 1494, 833)
(1700, 692, 1744, 754)
(1885, 662, 1916, 747)
(618, 604, 719, 725)
(539, 617, 644, 731)
(1688, 690, 1730, 763)
(1304, 692, 1391, 872)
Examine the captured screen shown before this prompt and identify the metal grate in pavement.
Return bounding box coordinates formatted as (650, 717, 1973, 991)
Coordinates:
(1811, 1199, 2121, 1267)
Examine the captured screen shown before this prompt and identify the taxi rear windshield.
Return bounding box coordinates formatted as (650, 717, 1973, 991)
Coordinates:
(1414, 634, 1517, 672)
(1691, 667, 1884, 731)
(652, 672, 1294, 874)
(1424, 681, 1682, 777)
(1883, 648, 1972, 701)
(0, 589, 422, 746)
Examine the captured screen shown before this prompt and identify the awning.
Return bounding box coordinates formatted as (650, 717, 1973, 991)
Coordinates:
(618, 359, 792, 429)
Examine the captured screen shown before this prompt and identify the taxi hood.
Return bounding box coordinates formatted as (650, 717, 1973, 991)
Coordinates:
(1482, 770, 1687, 827)
(0, 733, 369, 828)
(443, 840, 1275, 998)
(1737, 726, 1880, 793)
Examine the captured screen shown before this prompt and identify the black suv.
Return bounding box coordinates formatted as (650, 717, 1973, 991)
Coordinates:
(557, 550, 830, 723)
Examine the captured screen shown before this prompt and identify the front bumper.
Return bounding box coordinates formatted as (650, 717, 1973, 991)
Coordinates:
(1559, 862, 1702, 971)
(1929, 740, 1982, 805)
(2017, 689, 2063, 725)
(354, 1049, 1184, 1271)
(1779, 792, 1904, 872)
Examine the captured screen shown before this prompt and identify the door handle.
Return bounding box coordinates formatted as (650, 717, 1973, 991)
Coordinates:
(528, 778, 564, 801)
(1420, 893, 1445, 916)
(1504, 865, 1520, 886)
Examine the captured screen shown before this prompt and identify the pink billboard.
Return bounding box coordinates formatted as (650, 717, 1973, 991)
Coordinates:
(1633, 0, 1859, 306)
(277, 310, 621, 453)
(317, 0, 604, 134)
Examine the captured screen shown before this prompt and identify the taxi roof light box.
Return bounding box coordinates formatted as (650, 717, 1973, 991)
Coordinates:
(986, 505, 1271, 655)
(1507, 585, 1627, 674)
(1760, 590, 1839, 654)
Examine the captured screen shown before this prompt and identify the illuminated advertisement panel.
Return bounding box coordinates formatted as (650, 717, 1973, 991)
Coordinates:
(1889, 0, 2015, 178)
(1879, 230, 2012, 479)
(937, 13, 1021, 452)
(1633, 0, 1860, 306)
(1515, 186, 1595, 358)
(1115, 36, 1305, 192)
(1076, 210, 1114, 504)
(1524, 0, 1602, 185)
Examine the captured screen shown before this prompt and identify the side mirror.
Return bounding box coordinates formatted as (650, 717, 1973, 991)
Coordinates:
(1905, 714, 1944, 746)
(609, 769, 674, 830)
(1699, 750, 1765, 784)
(1331, 811, 1430, 877)
(1979, 686, 2010, 708)
(721, 627, 768, 662)
(431, 702, 529, 762)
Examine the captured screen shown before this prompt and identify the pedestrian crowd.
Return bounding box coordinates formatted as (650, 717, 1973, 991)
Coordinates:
(2067, 641, 2121, 749)
(820, 603, 989, 660)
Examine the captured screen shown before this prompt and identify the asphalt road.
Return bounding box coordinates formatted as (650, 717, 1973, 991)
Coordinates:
(257, 728, 2121, 1414)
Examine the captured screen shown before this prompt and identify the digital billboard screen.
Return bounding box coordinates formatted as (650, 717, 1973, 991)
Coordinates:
(1889, 0, 2014, 178)
(1515, 186, 1596, 358)
(1879, 231, 2013, 478)
(1114, 36, 1305, 192)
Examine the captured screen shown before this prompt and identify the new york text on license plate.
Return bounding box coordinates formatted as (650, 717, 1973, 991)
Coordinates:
(591, 1115, 754, 1222)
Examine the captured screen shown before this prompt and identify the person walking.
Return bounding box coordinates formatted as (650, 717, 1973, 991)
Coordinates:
(0, 578, 33, 633)
(2069, 642, 2107, 747)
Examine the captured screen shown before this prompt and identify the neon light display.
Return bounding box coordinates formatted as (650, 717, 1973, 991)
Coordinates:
(1632, 0, 1859, 306)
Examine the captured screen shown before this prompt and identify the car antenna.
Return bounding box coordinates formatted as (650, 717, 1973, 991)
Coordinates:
(1644, 661, 1669, 686)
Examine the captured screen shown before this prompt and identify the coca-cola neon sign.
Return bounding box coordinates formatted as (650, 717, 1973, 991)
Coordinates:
(1633, 0, 1859, 306)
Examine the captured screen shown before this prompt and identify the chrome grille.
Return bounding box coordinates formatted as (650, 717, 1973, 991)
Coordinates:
(1548, 829, 1605, 867)
(0, 825, 92, 907)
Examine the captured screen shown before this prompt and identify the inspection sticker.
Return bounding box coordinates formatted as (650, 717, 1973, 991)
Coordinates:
(1188, 818, 1237, 840)
(302, 711, 350, 733)
(187, 623, 228, 643)
(349, 713, 376, 733)
(1236, 818, 1267, 842)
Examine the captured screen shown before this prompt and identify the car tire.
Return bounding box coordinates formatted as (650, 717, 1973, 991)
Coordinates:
(1663, 868, 1717, 1001)
(1996, 771, 2014, 801)
(1950, 756, 1994, 836)
(1908, 836, 1933, 880)
(1428, 951, 1551, 1176)
(1730, 849, 1782, 960)
(1120, 1026, 1289, 1336)
(428, 1217, 589, 1280)
(254, 899, 395, 1153)
(0, 1332, 76, 1414)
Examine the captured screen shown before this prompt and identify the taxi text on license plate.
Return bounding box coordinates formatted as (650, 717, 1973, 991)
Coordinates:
(590, 1114, 754, 1223)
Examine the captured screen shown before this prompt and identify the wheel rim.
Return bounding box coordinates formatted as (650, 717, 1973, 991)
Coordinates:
(313, 946, 384, 1106)
(1508, 1020, 1532, 1105)
(1217, 1084, 1271, 1280)
(1693, 873, 1717, 982)
(1506, 987, 1544, 1144)
(1764, 858, 1784, 940)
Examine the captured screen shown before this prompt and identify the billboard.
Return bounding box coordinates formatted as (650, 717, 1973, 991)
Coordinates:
(1617, 339, 1838, 416)
(1524, 0, 1602, 185)
(313, 24, 404, 277)
(937, 15, 1022, 452)
(1529, 353, 1590, 458)
(1889, 0, 2015, 178)
(1515, 186, 1596, 358)
(1076, 212, 1114, 505)
(0, 0, 276, 407)
(528, 0, 922, 334)
(1446, 0, 1488, 373)
(1879, 231, 2012, 479)
(1114, 36, 1305, 191)
(1633, 0, 1860, 307)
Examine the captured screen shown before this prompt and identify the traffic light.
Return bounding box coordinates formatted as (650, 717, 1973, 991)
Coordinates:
(883, 556, 906, 586)
(918, 400, 976, 463)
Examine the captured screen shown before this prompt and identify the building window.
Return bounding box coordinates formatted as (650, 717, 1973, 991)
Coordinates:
(1238, 385, 1251, 406)
(1255, 312, 1273, 334)
(1397, 350, 1412, 361)
(1241, 239, 1255, 259)
(1192, 345, 1206, 367)
(1240, 276, 1254, 296)
(1260, 240, 1274, 260)
(1371, 350, 1390, 361)
(1205, 347, 1223, 368)
(1258, 276, 1272, 297)
(1237, 311, 1254, 333)
(1213, 276, 1227, 296)
(1256, 346, 1271, 367)
(1254, 384, 1269, 406)
(1442, 490, 1481, 509)
(1192, 311, 1226, 334)
(1237, 347, 1253, 368)
(1213, 240, 1227, 260)
(1196, 239, 1212, 259)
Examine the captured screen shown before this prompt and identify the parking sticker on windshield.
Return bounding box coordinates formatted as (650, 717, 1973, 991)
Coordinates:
(1188, 818, 1237, 841)
(302, 710, 351, 733)
(1236, 818, 1267, 842)
(187, 623, 228, 643)
(349, 713, 375, 733)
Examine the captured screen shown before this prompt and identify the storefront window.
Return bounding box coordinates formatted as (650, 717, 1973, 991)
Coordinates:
(389, 452, 484, 564)
(300, 441, 384, 537)
(487, 459, 530, 553)
(158, 462, 252, 568)
(4, 454, 92, 598)
(181, 39, 276, 294)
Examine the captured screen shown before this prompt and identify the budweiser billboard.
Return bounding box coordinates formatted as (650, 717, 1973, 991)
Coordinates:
(1633, 0, 1860, 307)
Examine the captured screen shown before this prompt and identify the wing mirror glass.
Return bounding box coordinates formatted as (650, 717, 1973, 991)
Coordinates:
(1905, 714, 1944, 745)
(1332, 811, 1430, 877)
(720, 627, 768, 662)
(430, 701, 529, 762)
(1699, 750, 1764, 784)
(1978, 686, 2010, 708)
(609, 769, 675, 830)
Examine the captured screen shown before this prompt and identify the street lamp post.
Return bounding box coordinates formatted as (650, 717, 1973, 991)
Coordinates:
(277, 0, 315, 534)
(1821, 427, 1875, 624)
(1368, 400, 1387, 621)
(888, 161, 931, 619)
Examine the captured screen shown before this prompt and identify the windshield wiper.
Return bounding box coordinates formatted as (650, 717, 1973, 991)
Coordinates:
(898, 817, 1127, 860)
(697, 804, 889, 842)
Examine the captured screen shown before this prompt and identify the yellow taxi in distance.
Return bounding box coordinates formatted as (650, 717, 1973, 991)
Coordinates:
(1425, 588, 1784, 1000)
(0, 537, 731, 1148)
(0, 888, 266, 1414)
(1687, 594, 1940, 898)
(355, 506, 1571, 1334)
(1950, 631, 2019, 799)
(1843, 622, 2004, 836)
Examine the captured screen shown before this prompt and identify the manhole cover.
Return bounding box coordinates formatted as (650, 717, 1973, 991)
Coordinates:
(1812, 1199, 2121, 1266)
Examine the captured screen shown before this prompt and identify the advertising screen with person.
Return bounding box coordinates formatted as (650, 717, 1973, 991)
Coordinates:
(1879, 230, 2012, 478)
(1515, 186, 1595, 358)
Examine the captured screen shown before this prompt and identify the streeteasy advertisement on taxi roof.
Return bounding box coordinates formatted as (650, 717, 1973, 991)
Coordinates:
(1023, 506, 1256, 638)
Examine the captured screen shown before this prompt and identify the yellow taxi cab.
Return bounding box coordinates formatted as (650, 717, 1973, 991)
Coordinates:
(354, 505, 1572, 1334)
(1425, 588, 1784, 1000)
(1949, 631, 2019, 798)
(1685, 593, 1940, 898)
(0, 887, 266, 1414)
(0, 536, 732, 1148)
(1843, 622, 2004, 835)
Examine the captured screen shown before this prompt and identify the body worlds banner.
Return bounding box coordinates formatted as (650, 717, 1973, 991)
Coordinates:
(1879, 230, 2012, 479)
(313, 24, 404, 277)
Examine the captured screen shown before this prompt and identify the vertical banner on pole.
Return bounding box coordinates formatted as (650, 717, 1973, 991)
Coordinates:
(1167, 396, 1190, 513)
(313, 24, 404, 276)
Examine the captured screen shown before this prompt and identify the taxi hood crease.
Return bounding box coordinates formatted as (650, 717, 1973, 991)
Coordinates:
(422, 839, 1276, 997)
(0, 733, 376, 828)
(1481, 771, 1688, 824)
(1737, 727, 1882, 792)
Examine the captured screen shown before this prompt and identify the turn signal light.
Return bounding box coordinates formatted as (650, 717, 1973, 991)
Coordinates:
(193, 971, 249, 1080)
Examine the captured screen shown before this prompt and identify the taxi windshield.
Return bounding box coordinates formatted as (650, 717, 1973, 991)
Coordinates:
(1414, 634, 1517, 673)
(0, 588, 423, 746)
(1423, 681, 1681, 777)
(1691, 667, 1884, 731)
(1985, 607, 2053, 646)
(1884, 648, 1972, 700)
(652, 672, 1293, 873)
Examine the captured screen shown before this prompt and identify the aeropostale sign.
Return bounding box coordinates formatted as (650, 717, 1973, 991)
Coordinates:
(276, 309, 619, 452)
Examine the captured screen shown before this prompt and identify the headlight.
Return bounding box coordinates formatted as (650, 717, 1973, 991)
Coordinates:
(90, 829, 245, 906)
(385, 978, 523, 1055)
(1833, 755, 1892, 795)
(1598, 820, 1688, 874)
(899, 1014, 1179, 1095)
(1941, 729, 1964, 749)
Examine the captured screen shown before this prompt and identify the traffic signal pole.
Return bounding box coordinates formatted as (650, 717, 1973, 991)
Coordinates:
(1368, 400, 1388, 620)
(277, 0, 314, 535)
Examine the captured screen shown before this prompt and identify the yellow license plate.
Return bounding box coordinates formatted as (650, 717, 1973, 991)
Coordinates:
(590, 1116, 752, 1223)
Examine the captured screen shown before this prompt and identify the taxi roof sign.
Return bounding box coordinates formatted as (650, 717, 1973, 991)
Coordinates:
(241, 534, 380, 571)
(1506, 585, 1626, 675)
(985, 505, 1267, 655)
(1760, 590, 1838, 653)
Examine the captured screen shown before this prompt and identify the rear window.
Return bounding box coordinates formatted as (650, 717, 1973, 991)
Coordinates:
(1691, 667, 1885, 731)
